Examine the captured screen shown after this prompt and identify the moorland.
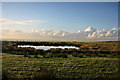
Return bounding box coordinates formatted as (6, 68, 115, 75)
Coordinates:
(1, 41, 120, 80)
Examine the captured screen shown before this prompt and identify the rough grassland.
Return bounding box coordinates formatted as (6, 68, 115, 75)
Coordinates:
(2, 53, 120, 79)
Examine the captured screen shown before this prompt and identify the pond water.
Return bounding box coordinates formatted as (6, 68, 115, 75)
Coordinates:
(18, 45, 79, 50)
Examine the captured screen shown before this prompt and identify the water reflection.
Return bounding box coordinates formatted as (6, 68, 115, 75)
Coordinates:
(18, 45, 79, 50)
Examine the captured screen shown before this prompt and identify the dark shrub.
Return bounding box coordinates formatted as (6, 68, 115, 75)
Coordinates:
(43, 53, 52, 58)
(52, 54, 68, 58)
(72, 53, 79, 57)
(24, 52, 29, 57)
(78, 55, 84, 58)
(98, 54, 107, 57)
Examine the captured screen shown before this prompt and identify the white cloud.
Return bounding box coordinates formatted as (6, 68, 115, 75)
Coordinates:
(15, 20, 45, 24)
(0, 19, 45, 24)
(84, 27, 96, 32)
(0, 19, 14, 24)
(86, 28, 119, 39)
(2, 27, 119, 41)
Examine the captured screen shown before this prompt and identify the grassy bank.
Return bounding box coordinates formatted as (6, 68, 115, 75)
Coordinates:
(2, 53, 120, 79)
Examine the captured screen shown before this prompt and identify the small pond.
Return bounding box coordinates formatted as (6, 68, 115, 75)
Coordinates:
(18, 45, 79, 50)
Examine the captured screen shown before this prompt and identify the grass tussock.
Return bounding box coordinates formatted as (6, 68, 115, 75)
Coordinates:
(2, 53, 120, 79)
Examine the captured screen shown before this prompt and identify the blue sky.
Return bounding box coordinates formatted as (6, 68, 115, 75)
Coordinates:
(2, 2, 118, 32)
(2, 0, 120, 2)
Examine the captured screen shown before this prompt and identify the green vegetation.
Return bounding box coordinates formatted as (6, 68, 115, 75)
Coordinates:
(2, 41, 120, 58)
(2, 41, 120, 79)
(2, 53, 120, 79)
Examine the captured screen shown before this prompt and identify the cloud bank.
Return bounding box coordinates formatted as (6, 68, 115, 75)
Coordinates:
(1, 27, 119, 41)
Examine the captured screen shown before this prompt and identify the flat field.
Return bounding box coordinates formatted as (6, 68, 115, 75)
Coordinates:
(2, 53, 120, 80)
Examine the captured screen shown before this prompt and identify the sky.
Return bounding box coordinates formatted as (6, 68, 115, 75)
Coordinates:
(0, 2, 119, 41)
(2, 0, 120, 2)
